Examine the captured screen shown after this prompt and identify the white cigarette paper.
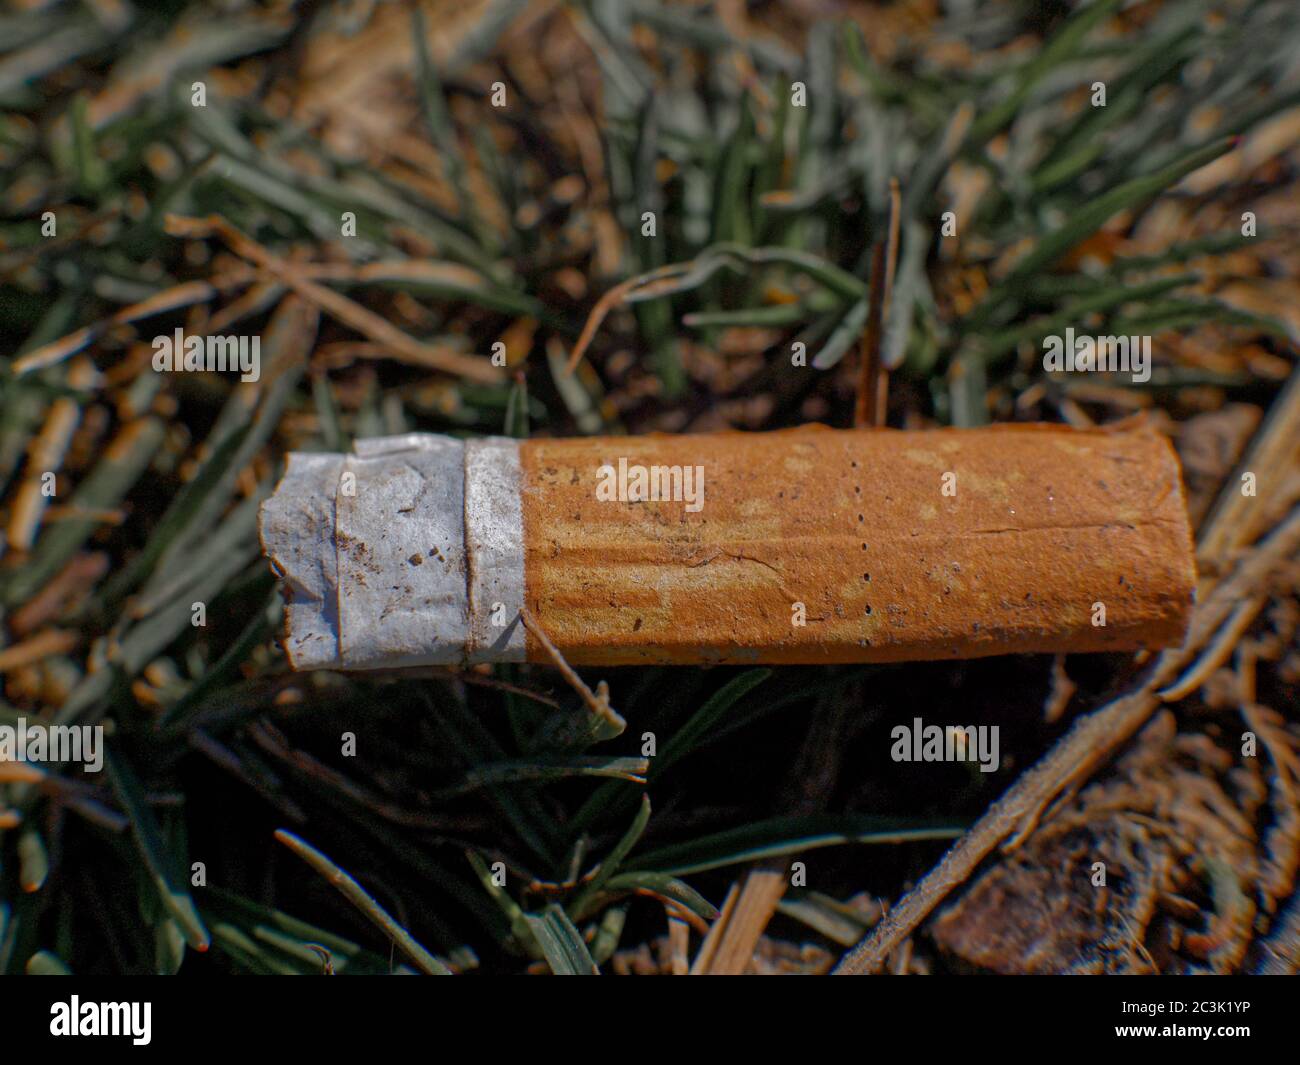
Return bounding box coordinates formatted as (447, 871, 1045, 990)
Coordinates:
(260, 433, 525, 669)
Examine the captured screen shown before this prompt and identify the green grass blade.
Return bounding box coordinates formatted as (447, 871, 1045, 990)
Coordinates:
(568, 794, 651, 919)
(524, 904, 599, 975)
(988, 137, 1235, 301)
(630, 814, 966, 876)
(602, 871, 718, 922)
(966, 0, 1123, 147)
(106, 749, 210, 952)
(274, 830, 450, 975)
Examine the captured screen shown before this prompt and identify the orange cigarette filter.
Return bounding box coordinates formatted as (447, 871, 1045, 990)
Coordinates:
(260, 423, 1196, 670)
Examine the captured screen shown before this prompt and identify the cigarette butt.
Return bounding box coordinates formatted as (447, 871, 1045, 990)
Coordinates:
(259, 424, 1195, 670)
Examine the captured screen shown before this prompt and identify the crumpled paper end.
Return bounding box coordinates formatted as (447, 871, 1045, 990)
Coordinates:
(259, 451, 344, 670)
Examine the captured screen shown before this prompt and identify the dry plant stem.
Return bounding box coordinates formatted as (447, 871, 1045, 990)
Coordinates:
(0, 629, 77, 673)
(690, 881, 739, 974)
(11, 272, 257, 377)
(1043, 654, 1076, 723)
(1157, 594, 1267, 702)
(880, 177, 902, 424)
(854, 179, 901, 429)
(691, 862, 789, 974)
(12, 256, 509, 379)
(563, 262, 689, 375)
(855, 241, 888, 429)
(453, 670, 562, 710)
(6, 392, 81, 551)
(835, 502, 1300, 973)
(162, 215, 503, 383)
(1198, 368, 1300, 568)
(667, 917, 691, 975)
(517, 606, 622, 732)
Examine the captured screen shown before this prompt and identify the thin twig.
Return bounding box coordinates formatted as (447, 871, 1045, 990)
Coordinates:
(1157, 595, 1266, 702)
(518, 606, 624, 733)
(855, 177, 901, 428)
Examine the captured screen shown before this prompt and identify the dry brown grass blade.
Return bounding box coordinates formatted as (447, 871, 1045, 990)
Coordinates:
(162, 214, 504, 384)
(854, 178, 901, 428)
(689, 862, 789, 975)
(0, 762, 45, 785)
(667, 916, 691, 975)
(518, 606, 624, 734)
(12, 272, 254, 377)
(688, 880, 739, 974)
(6, 393, 82, 552)
(0, 628, 77, 673)
(1198, 367, 1300, 569)
(563, 263, 692, 376)
(1157, 595, 1267, 702)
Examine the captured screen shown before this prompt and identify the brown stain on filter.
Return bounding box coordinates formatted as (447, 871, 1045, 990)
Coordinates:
(518, 424, 1196, 666)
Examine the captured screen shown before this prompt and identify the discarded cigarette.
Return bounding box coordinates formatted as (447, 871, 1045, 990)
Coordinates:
(259, 424, 1196, 669)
